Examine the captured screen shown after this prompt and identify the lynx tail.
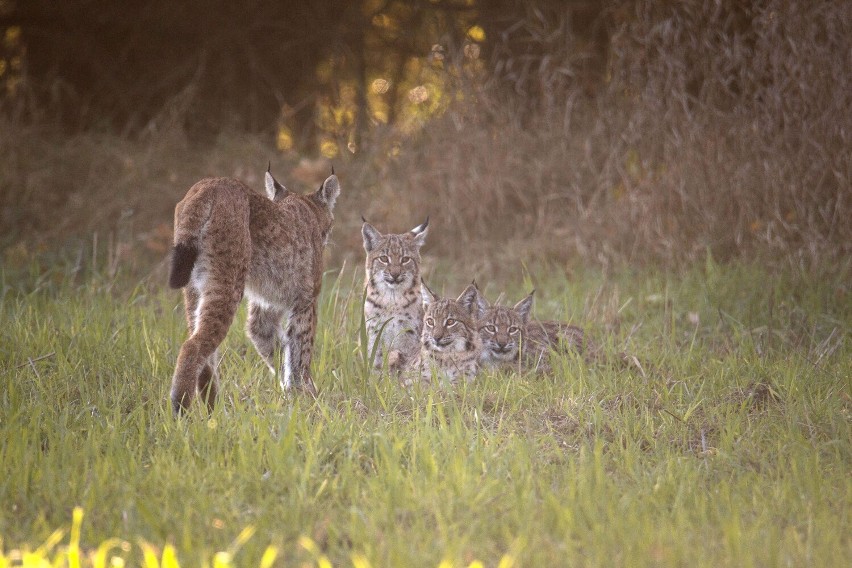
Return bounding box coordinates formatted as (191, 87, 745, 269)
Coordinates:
(168, 243, 199, 289)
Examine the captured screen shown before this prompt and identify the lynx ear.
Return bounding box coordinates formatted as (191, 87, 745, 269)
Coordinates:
(514, 291, 535, 324)
(315, 174, 340, 210)
(265, 167, 288, 200)
(410, 216, 429, 247)
(421, 282, 438, 308)
(362, 220, 382, 252)
(458, 281, 487, 318)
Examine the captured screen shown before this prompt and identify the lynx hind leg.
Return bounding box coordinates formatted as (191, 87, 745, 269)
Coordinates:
(247, 302, 285, 374)
(171, 256, 248, 414)
(197, 349, 220, 412)
(171, 282, 242, 414)
(281, 304, 318, 397)
(180, 286, 219, 412)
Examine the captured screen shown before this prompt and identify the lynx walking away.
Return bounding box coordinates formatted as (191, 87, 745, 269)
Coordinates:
(168, 167, 340, 414)
(361, 217, 429, 372)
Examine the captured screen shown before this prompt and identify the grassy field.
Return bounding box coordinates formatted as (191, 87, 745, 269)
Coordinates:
(0, 257, 849, 567)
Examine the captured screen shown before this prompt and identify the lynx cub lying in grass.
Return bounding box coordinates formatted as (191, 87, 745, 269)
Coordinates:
(361, 218, 429, 372)
(167, 167, 340, 414)
(470, 285, 591, 373)
(401, 283, 483, 386)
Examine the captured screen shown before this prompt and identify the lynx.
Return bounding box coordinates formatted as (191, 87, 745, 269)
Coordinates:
(470, 285, 589, 373)
(167, 166, 340, 414)
(402, 283, 482, 386)
(361, 218, 428, 372)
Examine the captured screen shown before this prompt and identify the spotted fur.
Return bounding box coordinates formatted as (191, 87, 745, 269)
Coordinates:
(362, 218, 428, 372)
(402, 283, 482, 386)
(167, 167, 340, 414)
(470, 285, 590, 373)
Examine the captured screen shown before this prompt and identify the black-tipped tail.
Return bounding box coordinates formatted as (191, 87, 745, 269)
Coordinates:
(168, 243, 198, 289)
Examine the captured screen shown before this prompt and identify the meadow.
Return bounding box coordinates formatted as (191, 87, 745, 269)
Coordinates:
(1, 255, 849, 567)
(2, 2, 850, 565)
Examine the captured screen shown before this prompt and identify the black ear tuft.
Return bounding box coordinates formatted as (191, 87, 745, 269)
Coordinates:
(331, 164, 335, 175)
(361, 215, 368, 223)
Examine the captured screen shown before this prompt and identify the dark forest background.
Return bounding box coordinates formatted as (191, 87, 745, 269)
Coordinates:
(1, 0, 850, 277)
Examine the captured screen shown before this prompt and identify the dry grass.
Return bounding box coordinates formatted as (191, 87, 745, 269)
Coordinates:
(1, 0, 849, 278)
(354, 0, 851, 270)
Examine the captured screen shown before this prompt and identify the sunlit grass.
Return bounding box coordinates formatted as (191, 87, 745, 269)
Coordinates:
(0, 260, 849, 566)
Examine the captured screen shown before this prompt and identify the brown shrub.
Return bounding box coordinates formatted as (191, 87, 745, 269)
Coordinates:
(2, 0, 849, 278)
(353, 0, 851, 272)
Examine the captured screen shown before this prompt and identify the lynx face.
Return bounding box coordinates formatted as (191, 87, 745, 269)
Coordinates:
(422, 290, 481, 354)
(414, 283, 482, 384)
(477, 295, 533, 365)
(362, 219, 428, 292)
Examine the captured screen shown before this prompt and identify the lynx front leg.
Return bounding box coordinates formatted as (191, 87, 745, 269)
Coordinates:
(281, 304, 318, 396)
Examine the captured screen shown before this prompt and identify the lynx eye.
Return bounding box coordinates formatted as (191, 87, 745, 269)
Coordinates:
(401, 256, 412, 264)
(445, 318, 457, 327)
(378, 255, 389, 264)
(425, 317, 435, 327)
(484, 325, 497, 334)
(508, 326, 520, 335)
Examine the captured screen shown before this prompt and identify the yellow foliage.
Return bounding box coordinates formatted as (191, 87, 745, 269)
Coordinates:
(350, 552, 372, 568)
(466, 25, 485, 42)
(160, 545, 180, 568)
(258, 547, 278, 568)
(320, 139, 339, 158)
(92, 539, 127, 568)
(277, 128, 294, 151)
(0, 510, 503, 568)
(3, 26, 21, 47)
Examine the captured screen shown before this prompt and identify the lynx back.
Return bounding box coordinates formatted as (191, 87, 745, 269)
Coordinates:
(167, 167, 340, 414)
(362, 218, 428, 372)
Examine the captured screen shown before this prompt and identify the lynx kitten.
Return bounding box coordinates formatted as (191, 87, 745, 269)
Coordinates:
(361, 218, 429, 372)
(404, 283, 482, 386)
(167, 166, 340, 414)
(471, 286, 588, 373)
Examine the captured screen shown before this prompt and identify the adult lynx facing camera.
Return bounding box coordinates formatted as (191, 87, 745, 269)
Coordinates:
(167, 167, 340, 414)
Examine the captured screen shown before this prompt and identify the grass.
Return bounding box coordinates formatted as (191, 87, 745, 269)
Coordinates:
(0, 257, 849, 567)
